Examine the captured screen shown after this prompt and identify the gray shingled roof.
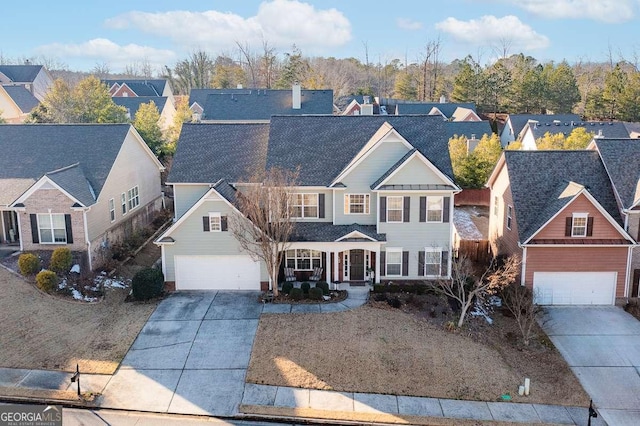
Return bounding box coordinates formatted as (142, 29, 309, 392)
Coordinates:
(504, 150, 623, 242)
(0, 65, 43, 83)
(103, 79, 166, 96)
(2, 85, 39, 112)
(112, 97, 167, 117)
(594, 138, 640, 209)
(0, 124, 131, 206)
(529, 121, 631, 140)
(446, 121, 494, 140)
(290, 222, 385, 242)
(213, 180, 238, 205)
(202, 90, 333, 120)
(167, 123, 270, 184)
(394, 102, 476, 118)
(46, 164, 96, 206)
(506, 114, 581, 138)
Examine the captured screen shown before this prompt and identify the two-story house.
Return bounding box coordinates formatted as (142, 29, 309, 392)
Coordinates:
(498, 114, 581, 148)
(0, 64, 54, 123)
(0, 124, 165, 269)
(487, 150, 635, 305)
(155, 115, 460, 291)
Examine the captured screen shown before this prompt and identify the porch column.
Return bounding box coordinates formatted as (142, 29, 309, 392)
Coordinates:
(326, 251, 332, 283)
(1, 211, 6, 244)
(375, 249, 381, 284)
(333, 251, 339, 283)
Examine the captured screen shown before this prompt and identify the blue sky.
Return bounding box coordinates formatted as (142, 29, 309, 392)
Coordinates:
(1, 0, 638, 72)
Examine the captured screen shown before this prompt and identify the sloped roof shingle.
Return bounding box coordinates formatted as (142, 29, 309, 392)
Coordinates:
(112, 97, 168, 117)
(2, 85, 39, 112)
(0, 65, 43, 83)
(445, 121, 494, 141)
(594, 138, 640, 209)
(506, 114, 580, 138)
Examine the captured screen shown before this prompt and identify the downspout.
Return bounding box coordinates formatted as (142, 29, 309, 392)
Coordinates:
(16, 213, 23, 251)
(520, 245, 527, 286)
(83, 209, 92, 271)
(625, 244, 633, 298)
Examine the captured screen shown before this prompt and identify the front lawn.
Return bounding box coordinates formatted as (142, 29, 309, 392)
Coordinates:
(247, 303, 590, 406)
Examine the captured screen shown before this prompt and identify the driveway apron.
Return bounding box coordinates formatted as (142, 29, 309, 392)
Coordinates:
(540, 306, 640, 426)
(100, 291, 262, 416)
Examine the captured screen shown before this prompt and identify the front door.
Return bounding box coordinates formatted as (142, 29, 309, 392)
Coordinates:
(349, 249, 365, 281)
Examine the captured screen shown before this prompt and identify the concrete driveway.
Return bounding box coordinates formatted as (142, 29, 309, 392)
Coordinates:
(540, 306, 640, 426)
(100, 291, 263, 416)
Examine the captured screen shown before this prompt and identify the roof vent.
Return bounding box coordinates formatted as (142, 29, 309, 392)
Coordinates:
(237, 84, 243, 89)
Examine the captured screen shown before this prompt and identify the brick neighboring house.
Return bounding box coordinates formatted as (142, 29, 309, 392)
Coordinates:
(487, 150, 636, 305)
(0, 124, 165, 269)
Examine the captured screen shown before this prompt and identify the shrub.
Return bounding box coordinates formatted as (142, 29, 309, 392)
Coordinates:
(315, 281, 329, 295)
(300, 281, 311, 295)
(18, 253, 41, 276)
(36, 270, 57, 292)
(282, 281, 294, 295)
(308, 287, 323, 301)
(289, 288, 304, 301)
(373, 284, 386, 293)
(50, 247, 72, 273)
(387, 297, 402, 308)
(132, 268, 164, 300)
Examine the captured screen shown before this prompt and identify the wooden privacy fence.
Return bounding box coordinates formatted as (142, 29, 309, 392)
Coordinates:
(458, 239, 491, 263)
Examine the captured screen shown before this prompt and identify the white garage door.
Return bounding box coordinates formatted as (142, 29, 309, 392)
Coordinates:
(533, 272, 616, 305)
(175, 255, 260, 290)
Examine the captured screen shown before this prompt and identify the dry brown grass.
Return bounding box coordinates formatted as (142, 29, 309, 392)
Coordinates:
(0, 267, 156, 374)
(247, 305, 590, 406)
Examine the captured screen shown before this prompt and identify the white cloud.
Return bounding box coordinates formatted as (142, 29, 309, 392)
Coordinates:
(105, 0, 351, 53)
(435, 15, 549, 51)
(497, 0, 636, 23)
(35, 39, 176, 70)
(396, 18, 423, 31)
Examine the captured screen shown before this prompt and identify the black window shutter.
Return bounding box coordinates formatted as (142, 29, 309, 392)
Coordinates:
(203, 216, 210, 232)
(418, 250, 425, 276)
(419, 196, 426, 222)
(402, 251, 409, 276)
(443, 197, 450, 223)
(318, 194, 325, 218)
(565, 217, 572, 236)
(586, 217, 594, 236)
(380, 251, 386, 276)
(30, 214, 39, 243)
(221, 216, 228, 231)
(380, 196, 387, 222)
(441, 251, 449, 276)
(403, 196, 410, 222)
(64, 214, 73, 244)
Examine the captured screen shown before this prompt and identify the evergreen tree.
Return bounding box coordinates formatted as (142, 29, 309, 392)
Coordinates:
(451, 56, 483, 105)
(394, 71, 418, 100)
(603, 63, 628, 119)
(618, 71, 640, 122)
(546, 61, 580, 113)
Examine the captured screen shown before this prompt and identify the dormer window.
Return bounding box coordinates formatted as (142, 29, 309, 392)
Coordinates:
(571, 213, 588, 237)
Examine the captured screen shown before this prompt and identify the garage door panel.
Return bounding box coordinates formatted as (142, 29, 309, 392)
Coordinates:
(175, 256, 260, 290)
(533, 272, 616, 305)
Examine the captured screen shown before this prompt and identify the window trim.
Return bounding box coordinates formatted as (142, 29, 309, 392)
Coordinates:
(426, 196, 443, 222)
(571, 212, 588, 237)
(346, 193, 370, 215)
(506, 205, 513, 230)
(291, 193, 319, 219)
(385, 248, 403, 277)
(208, 212, 222, 232)
(109, 198, 116, 223)
(424, 247, 443, 278)
(121, 193, 127, 215)
(285, 248, 322, 271)
(127, 186, 140, 211)
(386, 196, 404, 223)
(37, 213, 66, 244)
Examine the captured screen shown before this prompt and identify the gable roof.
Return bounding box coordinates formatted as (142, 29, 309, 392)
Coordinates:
(593, 138, 640, 209)
(112, 96, 168, 117)
(445, 121, 493, 140)
(168, 115, 453, 187)
(505, 114, 581, 138)
(45, 163, 96, 207)
(503, 150, 623, 242)
(0, 65, 43, 83)
(290, 222, 385, 242)
(1, 85, 39, 113)
(201, 89, 334, 120)
(528, 120, 631, 140)
(394, 102, 476, 118)
(102, 79, 167, 96)
(0, 124, 132, 206)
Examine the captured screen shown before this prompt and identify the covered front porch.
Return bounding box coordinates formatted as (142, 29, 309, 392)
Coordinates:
(0, 210, 20, 246)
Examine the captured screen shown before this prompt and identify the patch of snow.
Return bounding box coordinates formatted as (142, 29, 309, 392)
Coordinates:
(70, 264, 80, 274)
(71, 288, 98, 302)
(58, 279, 68, 290)
(453, 209, 484, 240)
(322, 295, 331, 301)
(94, 274, 128, 289)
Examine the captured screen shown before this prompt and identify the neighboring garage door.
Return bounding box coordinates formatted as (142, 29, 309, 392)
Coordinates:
(175, 255, 260, 290)
(533, 272, 616, 305)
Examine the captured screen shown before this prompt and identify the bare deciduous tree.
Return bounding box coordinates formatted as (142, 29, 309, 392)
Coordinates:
(229, 168, 299, 296)
(501, 272, 539, 346)
(430, 254, 521, 328)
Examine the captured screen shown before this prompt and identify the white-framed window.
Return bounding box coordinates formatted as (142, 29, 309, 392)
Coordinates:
(291, 193, 318, 218)
(109, 198, 115, 222)
(425, 248, 443, 277)
(507, 205, 513, 230)
(427, 196, 443, 222)
(127, 186, 140, 210)
(37, 213, 66, 244)
(493, 196, 499, 216)
(572, 213, 588, 237)
(209, 212, 221, 232)
(285, 249, 322, 270)
(387, 196, 403, 222)
(385, 248, 402, 276)
(345, 194, 370, 214)
(121, 193, 127, 215)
